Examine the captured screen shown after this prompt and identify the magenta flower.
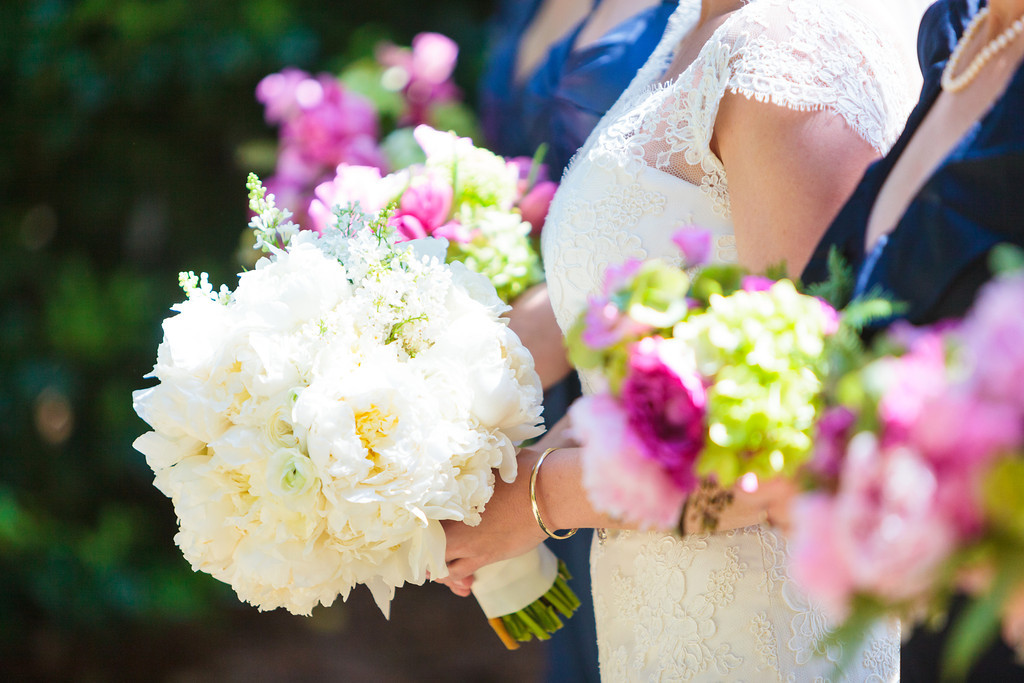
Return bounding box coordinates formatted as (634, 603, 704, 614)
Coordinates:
(282, 80, 382, 169)
(390, 213, 429, 241)
(377, 32, 460, 126)
(671, 228, 712, 267)
(398, 176, 453, 231)
(809, 406, 856, 481)
(518, 181, 557, 237)
(741, 275, 775, 292)
(570, 394, 688, 530)
(620, 337, 705, 490)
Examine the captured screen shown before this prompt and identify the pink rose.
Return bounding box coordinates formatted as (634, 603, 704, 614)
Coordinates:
(307, 165, 389, 234)
(570, 394, 687, 530)
(620, 337, 705, 491)
(962, 274, 1024, 411)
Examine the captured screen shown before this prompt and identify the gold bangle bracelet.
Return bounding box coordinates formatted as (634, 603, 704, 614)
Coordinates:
(530, 447, 578, 540)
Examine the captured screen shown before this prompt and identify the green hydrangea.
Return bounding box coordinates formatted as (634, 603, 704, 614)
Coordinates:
(449, 206, 543, 303)
(674, 280, 832, 485)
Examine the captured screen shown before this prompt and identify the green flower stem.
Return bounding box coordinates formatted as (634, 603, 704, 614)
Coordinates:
(494, 560, 580, 645)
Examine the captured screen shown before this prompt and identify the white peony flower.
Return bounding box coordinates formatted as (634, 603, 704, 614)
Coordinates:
(134, 205, 543, 617)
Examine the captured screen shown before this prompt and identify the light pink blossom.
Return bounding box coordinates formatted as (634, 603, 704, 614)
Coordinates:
(570, 394, 687, 531)
(518, 181, 557, 237)
(671, 228, 712, 267)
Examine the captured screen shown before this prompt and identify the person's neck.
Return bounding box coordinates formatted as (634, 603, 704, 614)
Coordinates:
(699, 0, 746, 25)
(986, 0, 1024, 38)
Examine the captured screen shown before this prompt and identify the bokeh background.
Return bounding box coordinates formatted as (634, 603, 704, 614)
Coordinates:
(0, 1, 545, 678)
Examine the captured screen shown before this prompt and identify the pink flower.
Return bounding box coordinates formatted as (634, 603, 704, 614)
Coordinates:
(817, 299, 840, 335)
(671, 228, 712, 267)
(809, 407, 856, 481)
(833, 433, 957, 605)
(620, 337, 705, 490)
(790, 494, 857, 620)
(282, 81, 382, 169)
(962, 274, 1024, 411)
(518, 181, 557, 237)
(876, 332, 950, 444)
(570, 394, 687, 530)
(390, 213, 428, 241)
(909, 391, 1022, 536)
(398, 176, 453, 231)
(256, 68, 310, 123)
(581, 299, 648, 350)
(741, 275, 774, 292)
(307, 165, 389, 234)
(377, 32, 460, 125)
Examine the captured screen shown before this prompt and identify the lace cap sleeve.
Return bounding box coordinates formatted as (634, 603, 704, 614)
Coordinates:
(721, 0, 917, 154)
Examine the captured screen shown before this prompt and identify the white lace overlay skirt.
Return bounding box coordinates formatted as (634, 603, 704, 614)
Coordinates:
(590, 526, 900, 682)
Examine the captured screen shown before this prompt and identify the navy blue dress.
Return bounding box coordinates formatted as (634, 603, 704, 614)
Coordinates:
(478, 3, 675, 681)
(479, 0, 678, 176)
(802, 1, 1024, 678)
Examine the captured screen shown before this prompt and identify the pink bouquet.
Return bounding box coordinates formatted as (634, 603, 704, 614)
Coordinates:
(790, 268, 1024, 677)
(566, 230, 843, 531)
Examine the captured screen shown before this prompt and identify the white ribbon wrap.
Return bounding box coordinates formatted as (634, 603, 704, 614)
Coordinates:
(471, 544, 559, 619)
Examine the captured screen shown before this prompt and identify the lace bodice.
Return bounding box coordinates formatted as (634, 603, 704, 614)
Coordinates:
(541, 0, 918, 679)
(543, 0, 919, 338)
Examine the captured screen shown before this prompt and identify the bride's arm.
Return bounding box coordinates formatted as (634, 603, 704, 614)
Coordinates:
(714, 91, 880, 277)
(504, 282, 573, 390)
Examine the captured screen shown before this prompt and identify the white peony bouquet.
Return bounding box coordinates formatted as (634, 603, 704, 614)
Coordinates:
(133, 176, 576, 644)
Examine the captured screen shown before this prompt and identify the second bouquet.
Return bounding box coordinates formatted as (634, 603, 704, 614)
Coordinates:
(565, 231, 856, 532)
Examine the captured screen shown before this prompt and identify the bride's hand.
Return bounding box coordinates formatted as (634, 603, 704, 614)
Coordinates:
(684, 475, 798, 534)
(438, 448, 550, 595)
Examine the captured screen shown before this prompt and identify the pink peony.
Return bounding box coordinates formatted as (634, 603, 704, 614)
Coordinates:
(790, 494, 857, 620)
(570, 394, 687, 530)
(620, 337, 705, 490)
(518, 181, 557, 237)
(833, 433, 957, 605)
(961, 274, 1024, 412)
(671, 228, 712, 267)
(875, 331, 950, 444)
(398, 176, 453, 231)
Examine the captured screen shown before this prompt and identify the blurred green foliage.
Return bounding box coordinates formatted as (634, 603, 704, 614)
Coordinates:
(0, 0, 492, 671)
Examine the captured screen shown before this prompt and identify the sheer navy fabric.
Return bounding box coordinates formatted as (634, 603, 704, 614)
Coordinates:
(479, 0, 678, 176)
(802, 1, 1024, 678)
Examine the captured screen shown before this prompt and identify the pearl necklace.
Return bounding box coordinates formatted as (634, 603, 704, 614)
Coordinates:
(942, 7, 1024, 92)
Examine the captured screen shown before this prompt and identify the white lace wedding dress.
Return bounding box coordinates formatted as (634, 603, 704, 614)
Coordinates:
(541, 0, 923, 680)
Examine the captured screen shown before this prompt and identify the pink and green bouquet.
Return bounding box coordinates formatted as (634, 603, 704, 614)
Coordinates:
(565, 230, 845, 531)
(249, 32, 479, 231)
(790, 262, 1024, 677)
(308, 125, 546, 303)
(133, 176, 576, 647)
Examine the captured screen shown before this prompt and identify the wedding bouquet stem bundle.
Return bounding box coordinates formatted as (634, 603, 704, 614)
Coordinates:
(133, 175, 575, 644)
(790, 257, 1024, 678)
